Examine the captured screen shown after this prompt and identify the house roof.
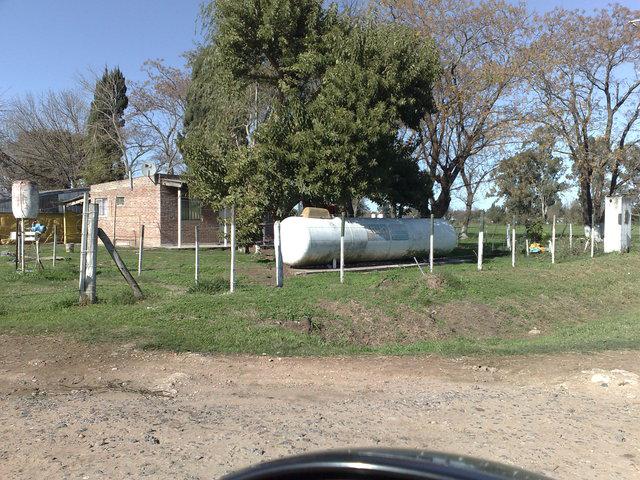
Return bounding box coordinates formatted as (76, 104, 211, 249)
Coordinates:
(155, 174, 186, 189)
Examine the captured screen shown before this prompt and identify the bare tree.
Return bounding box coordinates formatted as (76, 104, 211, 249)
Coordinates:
(129, 60, 190, 174)
(455, 153, 495, 237)
(0, 90, 88, 191)
(378, 0, 530, 217)
(528, 5, 640, 232)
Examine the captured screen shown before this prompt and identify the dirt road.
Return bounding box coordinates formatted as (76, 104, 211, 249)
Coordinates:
(1, 335, 639, 479)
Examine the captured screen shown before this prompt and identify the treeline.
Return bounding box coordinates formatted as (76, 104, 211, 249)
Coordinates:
(181, 0, 640, 241)
(0, 61, 189, 192)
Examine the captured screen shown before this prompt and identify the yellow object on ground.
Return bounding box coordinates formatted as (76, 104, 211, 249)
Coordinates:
(529, 242, 546, 253)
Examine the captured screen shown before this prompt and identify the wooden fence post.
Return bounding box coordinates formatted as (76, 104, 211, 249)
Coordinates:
(97, 228, 144, 300)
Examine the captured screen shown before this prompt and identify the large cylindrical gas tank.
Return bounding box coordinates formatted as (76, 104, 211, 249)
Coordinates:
(11, 180, 39, 219)
(280, 216, 457, 267)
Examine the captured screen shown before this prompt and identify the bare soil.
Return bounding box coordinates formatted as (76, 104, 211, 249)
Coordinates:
(1, 335, 639, 479)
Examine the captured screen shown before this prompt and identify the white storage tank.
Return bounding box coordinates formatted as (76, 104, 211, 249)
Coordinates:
(11, 180, 39, 219)
(280, 216, 458, 267)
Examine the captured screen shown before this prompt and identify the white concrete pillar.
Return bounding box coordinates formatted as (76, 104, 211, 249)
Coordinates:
(177, 188, 182, 248)
(274, 220, 283, 288)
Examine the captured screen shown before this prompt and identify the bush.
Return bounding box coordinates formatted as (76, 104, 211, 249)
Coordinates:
(525, 219, 545, 242)
(188, 276, 229, 294)
(109, 288, 138, 305)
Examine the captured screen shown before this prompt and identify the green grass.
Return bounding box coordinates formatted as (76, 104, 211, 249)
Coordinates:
(1, 239, 640, 356)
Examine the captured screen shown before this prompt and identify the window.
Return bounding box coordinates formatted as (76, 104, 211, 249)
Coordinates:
(181, 197, 202, 221)
(95, 198, 108, 218)
(116, 196, 125, 206)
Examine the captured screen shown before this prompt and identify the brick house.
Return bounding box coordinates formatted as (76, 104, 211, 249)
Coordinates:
(89, 174, 220, 247)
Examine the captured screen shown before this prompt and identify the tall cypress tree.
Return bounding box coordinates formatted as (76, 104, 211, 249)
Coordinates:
(83, 67, 128, 184)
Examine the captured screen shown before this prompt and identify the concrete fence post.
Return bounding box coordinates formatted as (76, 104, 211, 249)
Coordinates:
(194, 225, 199, 284)
(569, 223, 573, 251)
(591, 213, 595, 258)
(137, 224, 144, 277)
(79, 192, 89, 291)
(551, 215, 556, 264)
(274, 220, 283, 288)
(81, 203, 99, 304)
(477, 231, 484, 271)
(52, 224, 57, 267)
(340, 213, 346, 284)
(230, 205, 236, 293)
(429, 214, 435, 273)
(511, 225, 516, 268)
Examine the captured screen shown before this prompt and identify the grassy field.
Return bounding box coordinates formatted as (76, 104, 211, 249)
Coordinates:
(1, 237, 639, 356)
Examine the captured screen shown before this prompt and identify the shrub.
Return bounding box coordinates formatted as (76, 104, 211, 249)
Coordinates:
(525, 219, 545, 242)
(188, 276, 229, 294)
(109, 288, 137, 305)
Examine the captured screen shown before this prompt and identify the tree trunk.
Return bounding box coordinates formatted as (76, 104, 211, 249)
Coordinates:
(461, 196, 473, 239)
(431, 182, 452, 218)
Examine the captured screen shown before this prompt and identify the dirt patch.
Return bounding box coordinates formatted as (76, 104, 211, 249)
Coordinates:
(1, 334, 639, 479)
(321, 300, 437, 346)
(423, 272, 447, 290)
(318, 299, 527, 346)
(431, 300, 529, 339)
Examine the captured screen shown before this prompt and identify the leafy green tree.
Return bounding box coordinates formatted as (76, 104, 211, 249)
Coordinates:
(84, 67, 128, 184)
(181, 0, 439, 242)
(485, 203, 506, 224)
(492, 129, 567, 230)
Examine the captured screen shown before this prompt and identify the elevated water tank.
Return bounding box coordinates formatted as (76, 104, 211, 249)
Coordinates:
(11, 180, 39, 219)
(280, 216, 457, 267)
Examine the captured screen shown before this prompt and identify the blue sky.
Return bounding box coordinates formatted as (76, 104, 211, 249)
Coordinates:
(0, 0, 636, 210)
(1, 0, 636, 98)
(0, 0, 203, 97)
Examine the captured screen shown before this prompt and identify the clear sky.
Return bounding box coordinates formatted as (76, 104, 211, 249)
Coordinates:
(0, 0, 203, 98)
(1, 0, 637, 99)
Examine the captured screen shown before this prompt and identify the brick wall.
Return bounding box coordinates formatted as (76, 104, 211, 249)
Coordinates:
(159, 185, 219, 245)
(90, 177, 220, 247)
(90, 177, 162, 247)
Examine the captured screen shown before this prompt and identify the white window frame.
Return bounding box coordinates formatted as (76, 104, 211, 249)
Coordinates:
(95, 198, 109, 218)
